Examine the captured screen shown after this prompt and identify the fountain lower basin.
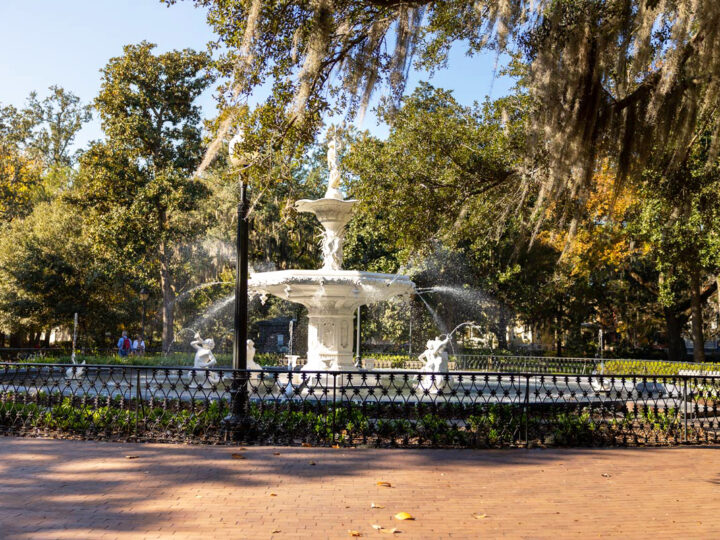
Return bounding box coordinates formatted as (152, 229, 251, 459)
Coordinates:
(250, 269, 414, 370)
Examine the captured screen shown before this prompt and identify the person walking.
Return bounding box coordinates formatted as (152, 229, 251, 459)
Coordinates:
(117, 331, 131, 357)
(133, 335, 146, 356)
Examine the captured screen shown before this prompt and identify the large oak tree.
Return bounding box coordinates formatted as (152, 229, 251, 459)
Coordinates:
(72, 42, 213, 352)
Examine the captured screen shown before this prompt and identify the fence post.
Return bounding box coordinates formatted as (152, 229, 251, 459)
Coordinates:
(683, 377, 688, 443)
(331, 373, 337, 445)
(524, 374, 530, 448)
(135, 369, 140, 439)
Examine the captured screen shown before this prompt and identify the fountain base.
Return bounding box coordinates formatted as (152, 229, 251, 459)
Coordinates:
(250, 269, 415, 372)
(304, 313, 355, 370)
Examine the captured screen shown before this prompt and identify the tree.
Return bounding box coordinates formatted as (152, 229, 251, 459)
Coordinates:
(0, 88, 92, 346)
(0, 199, 140, 347)
(341, 84, 568, 350)
(173, 0, 720, 227)
(0, 87, 91, 224)
(23, 86, 92, 168)
(631, 143, 720, 362)
(71, 42, 213, 352)
(0, 140, 41, 224)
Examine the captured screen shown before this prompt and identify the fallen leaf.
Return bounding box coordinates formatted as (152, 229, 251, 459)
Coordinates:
(270, 493, 277, 497)
(302, 442, 312, 447)
(309, 461, 317, 466)
(601, 473, 611, 478)
(273, 452, 281, 456)
(370, 503, 385, 509)
(376, 481, 392, 487)
(472, 513, 487, 520)
(380, 528, 398, 534)
(371, 525, 383, 530)
(348, 531, 361, 537)
(231, 453, 246, 460)
(125, 455, 139, 459)
(271, 530, 281, 534)
(394, 512, 413, 521)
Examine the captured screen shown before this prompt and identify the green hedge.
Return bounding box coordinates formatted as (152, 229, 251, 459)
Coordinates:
(599, 359, 720, 376)
(0, 392, 696, 447)
(7, 352, 286, 368)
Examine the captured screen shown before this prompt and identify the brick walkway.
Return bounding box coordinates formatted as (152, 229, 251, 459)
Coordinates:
(1, 438, 719, 539)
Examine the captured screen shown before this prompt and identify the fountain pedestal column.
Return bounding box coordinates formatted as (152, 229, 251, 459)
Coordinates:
(305, 312, 356, 370)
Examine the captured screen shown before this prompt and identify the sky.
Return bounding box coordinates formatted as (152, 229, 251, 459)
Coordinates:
(0, 0, 515, 148)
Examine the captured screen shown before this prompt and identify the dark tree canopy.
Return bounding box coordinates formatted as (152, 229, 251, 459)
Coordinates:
(171, 0, 720, 213)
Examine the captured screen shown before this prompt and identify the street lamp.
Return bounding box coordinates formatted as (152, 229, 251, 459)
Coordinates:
(224, 132, 251, 433)
(139, 287, 149, 341)
(233, 183, 249, 372)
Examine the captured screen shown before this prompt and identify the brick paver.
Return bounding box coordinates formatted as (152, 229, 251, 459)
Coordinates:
(0, 438, 719, 539)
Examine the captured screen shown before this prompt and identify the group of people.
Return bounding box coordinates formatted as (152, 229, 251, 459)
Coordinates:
(117, 330, 146, 357)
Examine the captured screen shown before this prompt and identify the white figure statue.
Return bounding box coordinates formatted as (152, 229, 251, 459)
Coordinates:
(190, 332, 221, 386)
(417, 335, 451, 392)
(220, 339, 262, 382)
(325, 134, 343, 200)
(246, 339, 262, 371)
(65, 355, 86, 380)
(321, 231, 343, 270)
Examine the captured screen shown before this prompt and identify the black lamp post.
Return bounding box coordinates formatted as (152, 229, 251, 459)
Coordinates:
(223, 180, 250, 432)
(234, 183, 249, 370)
(139, 287, 149, 340)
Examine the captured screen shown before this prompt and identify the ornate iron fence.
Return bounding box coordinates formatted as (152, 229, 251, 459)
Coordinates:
(368, 354, 720, 376)
(1, 362, 718, 447)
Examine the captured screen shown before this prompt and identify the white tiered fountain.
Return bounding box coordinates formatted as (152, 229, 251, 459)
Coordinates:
(249, 137, 415, 371)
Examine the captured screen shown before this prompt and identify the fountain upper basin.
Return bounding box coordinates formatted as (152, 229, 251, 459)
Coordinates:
(250, 269, 415, 313)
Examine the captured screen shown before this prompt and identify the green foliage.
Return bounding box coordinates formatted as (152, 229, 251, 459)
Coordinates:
(0, 390, 692, 448)
(0, 87, 90, 225)
(0, 198, 139, 342)
(68, 42, 213, 351)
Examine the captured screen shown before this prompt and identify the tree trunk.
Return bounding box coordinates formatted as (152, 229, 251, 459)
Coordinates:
(554, 312, 562, 357)
(9, 332, 23, 348)
(664, 308, 687, 362)
(159, 242, 175, 354)
(496, 308, 508, 350)
(690, 267, 705, 362)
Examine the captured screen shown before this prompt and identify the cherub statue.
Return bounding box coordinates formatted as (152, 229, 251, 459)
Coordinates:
(246, 339, 261, 370)
(220, 339, 262, 383)
(190, 332, 220, 386)
(417, 335, 451, 392)
(65, 355, 86, 380)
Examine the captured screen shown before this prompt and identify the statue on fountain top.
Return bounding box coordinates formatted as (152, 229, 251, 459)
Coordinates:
(325, 133, 343, 200)
(294, 128, 357, 272)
